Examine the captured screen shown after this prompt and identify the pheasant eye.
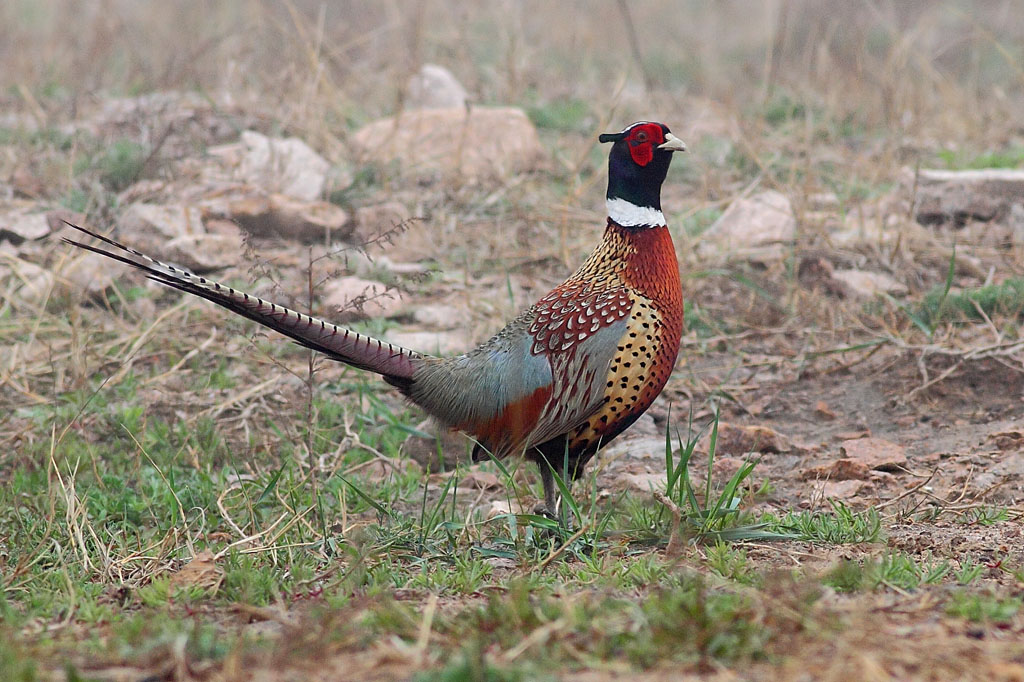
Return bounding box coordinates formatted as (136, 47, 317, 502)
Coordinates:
(635, 131, 648, 142)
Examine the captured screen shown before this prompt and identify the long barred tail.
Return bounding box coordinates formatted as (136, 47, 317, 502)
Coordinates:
(62, 223, 425, 387)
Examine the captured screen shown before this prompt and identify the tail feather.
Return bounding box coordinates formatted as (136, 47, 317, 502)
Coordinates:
(62, 223, 426, 386)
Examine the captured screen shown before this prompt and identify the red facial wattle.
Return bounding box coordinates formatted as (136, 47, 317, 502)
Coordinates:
(626, 123, 666, 167)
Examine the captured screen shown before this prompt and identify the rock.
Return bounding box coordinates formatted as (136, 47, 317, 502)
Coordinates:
(0, 201, 55, 244)
(165, 232, 245, 272)
(222, 194, 351, 243)
(595, 435, 670, 463)
(60, 253, 116, 294)
(322, 276, 402, 321)
(351, 107, 549, 183)
(384, 330, 465, 356)
(118, 203, 205, 256)
(1, 211, 49, 244)
(830, 269, 908, 300)
(487, 499, 530, 519)
(411, 304, 470, 330)
(814, 401, 837, 420)
(406, 64, 470, 109)
(811, 479, 866, 501)
(702, 190, 796, 261)
(9, 259, 55, 305)
(712, 456, 747, 480)
(237, 131, 330, 201)
(619, 472, 667, 493)
(914, 168, 1024, 227)
(801, 458, 871, 481)
(839, 437, 907, 472)
(713, 422, 791, 455)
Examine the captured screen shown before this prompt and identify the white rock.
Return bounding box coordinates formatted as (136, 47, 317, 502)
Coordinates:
(384, 330, 464, 356)
(411, 304, 469, 330)
(351, 107, 549, 183)
(406, 64, 469, 109)
(914, 168, 1024, 226)
(593, 435, 670, 464)
(830, 269, 908, 300)
(322, 276, 402, 321)
(165, 232, 245, 272)
(9, 259, 55, 304)
(119, 203, 205, 245)
(238, 131, 330, 201)
(60, 253, 116, 294)
(0, 205, 51, 244)
(702, 190, 796, 261)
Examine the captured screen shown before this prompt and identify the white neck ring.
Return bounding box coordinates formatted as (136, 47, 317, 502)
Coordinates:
(606, 197, 665, 227)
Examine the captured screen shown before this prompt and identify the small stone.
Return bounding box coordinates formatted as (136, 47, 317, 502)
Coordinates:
(839, 437, 907, 472)
(814, 401, 837, 420)
(165, 232, 244, 272)
(701, 190, 796, 262)
(813, 479, 866, 501)
(60, 253, 116, 294)
(830, 269, 908, 300)
(406, 64, 470, 109)
(487, 499, 530, 519)
(10, 260, 55, 304)
(619, 472, 667, 493)
(322, 276, 402, 321)
(457, 470, 501, 490)
(801, 458, 870, 481)
(118, 203, 205, 256)
(237, 131, 330, 201)
(714, 422, 791, 455)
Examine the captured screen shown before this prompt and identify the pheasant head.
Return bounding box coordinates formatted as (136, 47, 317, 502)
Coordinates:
(599, 121, 686, 228)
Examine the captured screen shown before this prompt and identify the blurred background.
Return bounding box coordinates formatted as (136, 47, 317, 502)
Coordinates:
(3, 0, 1022, 134)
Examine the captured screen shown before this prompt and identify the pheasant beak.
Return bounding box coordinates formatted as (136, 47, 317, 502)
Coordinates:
(658, 132, 687, 152)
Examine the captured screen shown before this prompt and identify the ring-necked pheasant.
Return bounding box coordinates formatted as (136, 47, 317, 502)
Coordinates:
(64, 120, 687, 515)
